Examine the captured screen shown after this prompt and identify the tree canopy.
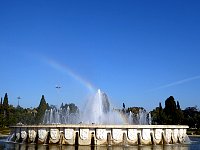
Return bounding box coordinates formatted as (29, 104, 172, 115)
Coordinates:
(35, 95, 48, 124)
(151, 96, 185, 125)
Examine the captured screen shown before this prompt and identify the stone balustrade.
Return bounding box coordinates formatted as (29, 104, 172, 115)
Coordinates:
(9, 124, 189, 145)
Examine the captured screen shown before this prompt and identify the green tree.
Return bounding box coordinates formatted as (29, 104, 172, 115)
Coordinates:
(68, 103, 79, 114)
(163, 96, 177, 124)
(2, 93, 9, 126)
(123, 103, 125, 109)
(163, 96, 184, 125)
(0, 97, 2, 111)
(151, 107, 160, 124)
(177, 101, 181, 110)
(183, 107, 200, 128)
(8, 105, 17, 125)
(0, 97, 3, 127)
(60, 102, 64, 109)
(176, 101, 184, 124)
(151, 102, 165, 125)
(61, 103, 79, 114)
(158, 102, 165, 124)
(3, 93, 8, 108)
(35, 95, 48, 124)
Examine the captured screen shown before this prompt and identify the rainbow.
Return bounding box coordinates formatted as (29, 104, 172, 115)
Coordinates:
(43, 56, 96, 93)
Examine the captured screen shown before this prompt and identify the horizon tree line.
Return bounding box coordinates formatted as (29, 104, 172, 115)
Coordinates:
(0, 93, 79, 127)
(0, 93, 200, 129)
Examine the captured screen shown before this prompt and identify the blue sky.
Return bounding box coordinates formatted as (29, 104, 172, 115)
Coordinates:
(0, 0, 200, 110)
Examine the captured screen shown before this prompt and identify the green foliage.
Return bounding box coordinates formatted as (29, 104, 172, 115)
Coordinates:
(164, 96, 177, 124)
(151, 96, 184, 125)
(128, 107, 141, 113)
(0, 127, 10, 135)
(35, 95, 48, 124)
(0, 93, 81, 127)
(8, 105, 17, 125)
(60, 103, 79, 114)
(182, 106, 200, 128)
(127, 107, 146, 116)
(0, 98, 3, 127)
(3, 93, 9, 108)
(123, 103, 125, 109)
(1, 93, 10, 127)
(0, 92, 200, 129)
(151, 103, 165, 125)
(177, 101, 181, 110)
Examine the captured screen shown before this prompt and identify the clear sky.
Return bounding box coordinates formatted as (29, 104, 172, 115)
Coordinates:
(0, 0, 200, 111)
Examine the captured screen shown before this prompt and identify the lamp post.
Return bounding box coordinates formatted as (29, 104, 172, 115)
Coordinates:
(17, 96, 21, 107)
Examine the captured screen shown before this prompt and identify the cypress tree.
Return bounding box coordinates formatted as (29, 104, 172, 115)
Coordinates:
(3, 93, 9, 109)
(123, 103, 125, 109)
(0, 97, 2, 114)
(60, 102, 64, 109)
(0, 97, 3, 127)
(164, 96, 177, 124)
(3, 93, 9, 126)
(163, 96, 184, 125)
(177, 101, 181, 110)
(35, 95, 47, 124)
(158, 102, 163, 124)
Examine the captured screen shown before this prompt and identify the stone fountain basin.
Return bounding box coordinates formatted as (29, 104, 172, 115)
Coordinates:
(10, 124, 189, 145)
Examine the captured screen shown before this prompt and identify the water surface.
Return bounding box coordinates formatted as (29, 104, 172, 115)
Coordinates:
(0, 136, 200, 150)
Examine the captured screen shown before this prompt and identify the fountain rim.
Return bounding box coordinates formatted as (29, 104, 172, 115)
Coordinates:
(10, 124, 189, 129)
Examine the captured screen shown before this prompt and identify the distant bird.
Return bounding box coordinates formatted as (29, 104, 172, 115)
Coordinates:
(55, 86, 61, 89)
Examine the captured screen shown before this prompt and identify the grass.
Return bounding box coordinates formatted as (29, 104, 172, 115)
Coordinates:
(187, 128, 200, 135)
(0, 127, 10, 135)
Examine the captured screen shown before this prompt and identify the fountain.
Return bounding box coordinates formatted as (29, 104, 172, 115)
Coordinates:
(42, 89, 150, 125)
(9, 89, 189, 145)
(43, 106, 80, 124)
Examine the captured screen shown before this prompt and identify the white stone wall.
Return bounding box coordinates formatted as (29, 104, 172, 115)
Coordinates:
(10, 125, 189, 145)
